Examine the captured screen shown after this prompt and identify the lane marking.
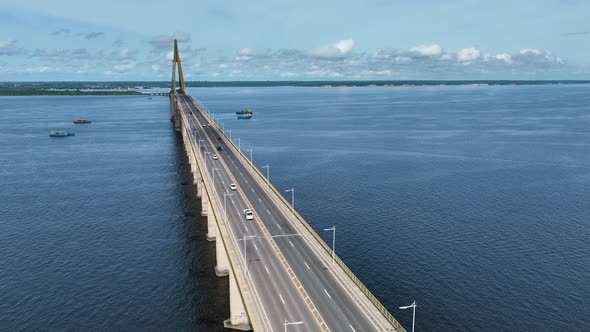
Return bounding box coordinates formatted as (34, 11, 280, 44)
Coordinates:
(264, 265, 270, 275)
(253, 244, 259, 251)
(251, 188, 255, 192)
(266, 209, 271, 214)
(323, 289, 332, 299)
(245, 226, 249, 232)
(304, 261, 311, 270)
(279, 294, 286, 305)
(276, 223, 282, 230)
(289, 240, 295, 248)
(258, 198, 262, 202)
(349, 325, 356, 332)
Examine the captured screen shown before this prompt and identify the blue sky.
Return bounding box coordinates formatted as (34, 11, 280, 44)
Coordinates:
(1, 0, 589, 80)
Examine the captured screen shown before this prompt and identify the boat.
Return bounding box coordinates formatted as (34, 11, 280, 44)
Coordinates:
(49, 130, 75, 137)
(237, 109, 253, 119)
(73, 118, 91, 124)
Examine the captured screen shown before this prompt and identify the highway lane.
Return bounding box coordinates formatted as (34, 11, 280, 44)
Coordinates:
(180, 96, 320, 331)
(179, 93, 397, 332)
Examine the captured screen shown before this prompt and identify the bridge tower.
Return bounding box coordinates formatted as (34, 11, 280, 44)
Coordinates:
(170, 39, 186, 131)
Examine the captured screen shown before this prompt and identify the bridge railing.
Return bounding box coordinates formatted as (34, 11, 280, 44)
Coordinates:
(190, 97, 406, 332)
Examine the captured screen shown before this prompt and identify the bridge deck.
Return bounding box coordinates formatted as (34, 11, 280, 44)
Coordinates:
(177, 91, 404, 332)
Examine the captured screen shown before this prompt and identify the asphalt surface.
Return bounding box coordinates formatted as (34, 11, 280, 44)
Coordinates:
(178, 93, 396, 332)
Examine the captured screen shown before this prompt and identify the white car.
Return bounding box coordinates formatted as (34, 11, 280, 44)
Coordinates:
(230, 183, 237, 191)
(243, 209, 254, 220)
(212, 154, 218, 160)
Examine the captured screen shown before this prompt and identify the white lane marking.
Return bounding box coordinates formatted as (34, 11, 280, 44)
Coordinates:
(245, 179, 249, 183)
(276, 224, 282, 230)
(278, 294, 286, 305)
(304, 261, 311, 270)
(323, 288, 332, 299)
(349, 325, 356, 332)
(264, 265, 270, 275)
(258, 198, 262, 202)
(289, 240, 295, 248)
(222, 181, 225, 185)
(240, 171, 243, 175)
(266, 209, 271, 214)
(245, 226, 249, 232)
(253, 244, 259, 251)
(251, 188, 255, 192)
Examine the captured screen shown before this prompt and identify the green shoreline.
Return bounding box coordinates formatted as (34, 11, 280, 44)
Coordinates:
(0, 89, 145, 96)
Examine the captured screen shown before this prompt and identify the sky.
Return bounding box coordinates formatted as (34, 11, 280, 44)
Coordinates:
(1, 0, 589, 81)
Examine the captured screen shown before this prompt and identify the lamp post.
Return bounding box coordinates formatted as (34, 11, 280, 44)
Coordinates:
(222, 122, 225, 132)
(399, 301, 417, 332)
(261, 165, 270, 186)
(283, 319, 303, 332)
(284, 188, 294, 217)
(236, 138, 241, 151)
(224, 193, 234, 224)
(246, 148, 253, 168)
(323, 225, 336, 265)
(229, 129, 232, 140)
(243, 234, 257, 275)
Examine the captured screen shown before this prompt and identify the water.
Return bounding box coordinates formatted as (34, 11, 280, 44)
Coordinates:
(1, 85, 589, 331)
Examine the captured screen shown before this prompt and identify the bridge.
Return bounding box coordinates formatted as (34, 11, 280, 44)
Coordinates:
(169, 40, 406, 332)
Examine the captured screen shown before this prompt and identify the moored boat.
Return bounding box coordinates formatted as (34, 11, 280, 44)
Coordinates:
(49, 130, 75, 137)
(73, 118, 91, 124)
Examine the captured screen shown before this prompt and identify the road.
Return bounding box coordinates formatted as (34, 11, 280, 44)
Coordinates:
(178, 92, 397, 332)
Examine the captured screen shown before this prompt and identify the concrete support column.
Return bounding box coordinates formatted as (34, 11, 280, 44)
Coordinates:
(195, 176, 202, 197)
(201, 185, 209, 216)
(206, 212, 217, 242)
(223, 270, 251, 331)
(215, 232, 230, 276)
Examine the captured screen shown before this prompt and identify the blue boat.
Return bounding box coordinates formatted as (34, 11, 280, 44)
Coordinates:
(236, 109, 253, 119)
(49, 130, 75, 137)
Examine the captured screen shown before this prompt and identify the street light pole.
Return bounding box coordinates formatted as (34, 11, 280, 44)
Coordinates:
(246, 148, 253, 168)
(283, 318, 303, 332)
(323, 226, 336, 265)
(229, 129, 232, 140)
(284, 188, 294, 217)
(262, 165, 270, 186)
(237, 138, 241, 151)
(399, 301, 417, 332)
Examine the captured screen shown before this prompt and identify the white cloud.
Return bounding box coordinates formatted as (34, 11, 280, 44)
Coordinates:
(113, 62, 136, 72)
(394, 56, 412, 64)
(495, 53, 512, 64)
(410, 44, 442, 57)
(237, 48, 253, 56)
(457, 47, 481, 63)
(519, 48, 543, 56)
(25, 66, 51, 73)
(365, 69, 398, 76)
(308, 38, 355, 59)
(307, 69, 344, 77)
(149, 32, 191, 50)
(0, 39, 18, 55)
(151, 64, 161, 72)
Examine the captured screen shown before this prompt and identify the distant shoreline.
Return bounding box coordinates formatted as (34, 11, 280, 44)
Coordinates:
(1, 80, 589, 96)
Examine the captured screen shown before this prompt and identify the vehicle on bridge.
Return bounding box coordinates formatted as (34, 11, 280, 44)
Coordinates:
(216, 146, 222, 151)
(212, 154, 218, 160)
(216, 136, 222, 141)
(230, 183, 237, 191)
(243, 209, 253, 220)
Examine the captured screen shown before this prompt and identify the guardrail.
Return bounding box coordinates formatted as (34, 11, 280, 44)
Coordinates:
(190, 97, 406, 332)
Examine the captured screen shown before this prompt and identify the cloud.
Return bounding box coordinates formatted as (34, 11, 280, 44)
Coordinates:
(50, 28, 71, 36)
(307, 38, 355, 59)
(25, 66, 51, 73)
(113, 62, 136, 72)
(236, 48, 254, 61)
(149, 32, 191, 50)
(457, 47, 481, 63)
(151, 64, 161, 72)
(410, 44, 442, 57)
(495, 53, 512, 64)
(84, 32, 104, 40)
(0, 39, 18, 55)
(515, 48, 563, 65)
